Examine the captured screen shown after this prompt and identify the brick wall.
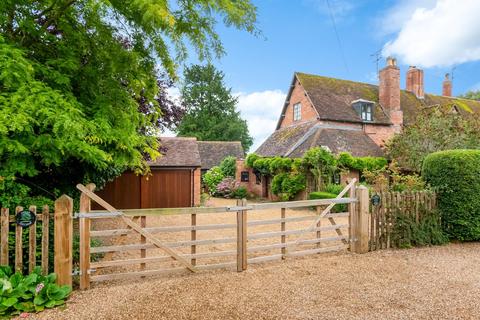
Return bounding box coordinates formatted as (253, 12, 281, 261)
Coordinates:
(279, 78, 318, 128)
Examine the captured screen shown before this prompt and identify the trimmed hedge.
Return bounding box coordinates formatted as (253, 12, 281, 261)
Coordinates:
(422, 149, 480, 240)
(308, 191, 346, 213)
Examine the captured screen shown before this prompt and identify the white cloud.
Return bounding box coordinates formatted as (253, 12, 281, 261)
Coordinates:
(235, 90, 286, 152)
(382, 0, 480, 67)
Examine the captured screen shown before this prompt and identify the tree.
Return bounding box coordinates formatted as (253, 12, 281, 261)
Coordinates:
(0, 1, 258, 201)
(385, 107, 480, 172)
(176, 64, 253, 150)
(459, 90, 480, 100)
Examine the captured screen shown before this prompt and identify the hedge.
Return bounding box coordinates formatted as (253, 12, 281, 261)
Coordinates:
(422, 149, 480, 240)
(308, 191, 346, 213)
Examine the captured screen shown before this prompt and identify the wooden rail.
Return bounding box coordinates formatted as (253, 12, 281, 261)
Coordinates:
(76, 179, 372, 289)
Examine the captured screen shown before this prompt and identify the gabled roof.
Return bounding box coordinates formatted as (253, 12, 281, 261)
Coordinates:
(256, 121, 383, 158)
(149, 137, 201, 167)
(197, 141, 245, 170)
(276, 72, 480, 129)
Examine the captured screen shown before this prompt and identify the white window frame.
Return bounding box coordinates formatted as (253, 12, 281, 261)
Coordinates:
(293, 103, 302, 121)
(361, 104, 372, 122)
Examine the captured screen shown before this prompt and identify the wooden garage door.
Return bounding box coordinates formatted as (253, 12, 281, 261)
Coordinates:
(94, 169, 192, 209)
(140, 169, 192, 208)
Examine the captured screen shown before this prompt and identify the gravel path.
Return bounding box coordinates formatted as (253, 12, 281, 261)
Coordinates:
(35, 242, 480, 320)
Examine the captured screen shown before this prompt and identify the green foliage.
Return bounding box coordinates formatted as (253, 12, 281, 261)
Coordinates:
(271, 173, 306, 201)
(0, 0, 258, 199)
(459, 90, 480, 101)
(202, 167, 225, 195)
(232, 186, 248, 199)
(391, 209, 449, 248)
(245, 153, 260, 168)
(324, 184, 344, 195)
(219, 156, 237, 177)
(0, 266, 71, 316)
(308, 191, 346, 212)
(337, 152, 387, 172)
(363, 161, 426, 193)
(422, 150, 480, 241)
(176, 64, 253, 151)
(386, 108, 480, 171)
(302, 147, 337, 189)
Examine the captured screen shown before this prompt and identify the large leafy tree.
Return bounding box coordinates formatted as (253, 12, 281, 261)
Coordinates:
(459, 90, 480, 100)
(386, 106, 480, 172)
(0, 0, 258, 200)
(176, 64, 253, 150)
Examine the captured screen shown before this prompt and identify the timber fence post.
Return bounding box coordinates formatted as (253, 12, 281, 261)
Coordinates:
(236, 198, 247, 272)
(80, 183, 95, 290)
(54, 195, 73, 287)
(353, 185, 370, 253)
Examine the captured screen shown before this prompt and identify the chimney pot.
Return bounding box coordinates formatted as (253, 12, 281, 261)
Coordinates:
(406, 66, 424, 98)
(442, 73, 452, 96)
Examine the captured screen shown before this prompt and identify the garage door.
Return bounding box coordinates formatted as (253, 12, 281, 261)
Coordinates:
(94, 169, 193, 209)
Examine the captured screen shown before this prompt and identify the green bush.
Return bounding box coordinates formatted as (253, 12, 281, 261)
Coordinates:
(0, 266, 71, 316)
(202, 166, 225, 195)
(308, 191, 346, 213)
(422, 149, 480, 240)
(271, 173, 306, 201)
(219, 156, 237, 177)
(324, 184, 344, 195)
(232, 186, 248, 199)
(391, 209, 449, 248)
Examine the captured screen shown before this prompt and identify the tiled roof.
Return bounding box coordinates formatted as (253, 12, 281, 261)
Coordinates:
(197, 141, 245, 169)
(148, 137, 201, 167)
(285, 72, 480, 127)
(256, 122, 383, 158)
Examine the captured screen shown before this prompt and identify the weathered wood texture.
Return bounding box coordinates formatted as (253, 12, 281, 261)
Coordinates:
(369, 191, 437, 251)
(0, 205, 51, 274)
(54, 195, 74, 286)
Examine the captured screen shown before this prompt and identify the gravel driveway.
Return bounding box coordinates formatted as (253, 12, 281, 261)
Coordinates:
(36, 242, 480, 320)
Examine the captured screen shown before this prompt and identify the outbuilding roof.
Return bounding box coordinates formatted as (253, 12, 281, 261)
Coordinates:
(148, 137, 201, 167)
(197, 141, 245, 170)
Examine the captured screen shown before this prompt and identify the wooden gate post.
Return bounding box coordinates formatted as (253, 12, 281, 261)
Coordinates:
(236, 199, 247, 272)
(353, 185, 369, 253)
(54, 195, 73, 287)
(79, 183, 95, 290)
(0, 208, 9, 265)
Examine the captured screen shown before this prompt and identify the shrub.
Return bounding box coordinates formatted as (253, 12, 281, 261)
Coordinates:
(308, 191, 346, 213)
(324, 184, 344, 195)
(232, 186, 248, 199)
(0, 266, 71, 317)
(422, 149, 480, 240)
(271, 173, 306, 201)
(215, 177, 240, 198)
(203, 166, 225, 195)
(219, 156, 237, 177)
(391, 209, 448, 248)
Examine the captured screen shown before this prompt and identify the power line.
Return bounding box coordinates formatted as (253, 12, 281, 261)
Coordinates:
(326, 0, 349, 74)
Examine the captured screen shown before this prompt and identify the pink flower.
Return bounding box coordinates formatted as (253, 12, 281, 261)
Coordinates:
(35, 283, 44, 293)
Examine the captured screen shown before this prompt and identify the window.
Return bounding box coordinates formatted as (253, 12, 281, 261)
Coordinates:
(255, 172, 262, 185)
(293, 103, 302, 121)
(241, 171, 250, 182)
(361, 103, 372, 121)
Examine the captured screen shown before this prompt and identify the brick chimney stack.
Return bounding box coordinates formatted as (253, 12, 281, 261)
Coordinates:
(379, 57, 402, 132)
(406, 66, 424, 98)
(442, 73, 452, 96)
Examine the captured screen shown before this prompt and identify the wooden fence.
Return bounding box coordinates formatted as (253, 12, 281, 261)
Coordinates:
(0, 195, 73, 287)
(75, 180, 371, 290)
(369, 191, 437, 250)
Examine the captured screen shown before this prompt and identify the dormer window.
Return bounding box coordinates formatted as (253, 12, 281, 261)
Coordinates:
(352, 99, 374, 122)
(293, 103, 302, 121)
(361, 104, 372, 121)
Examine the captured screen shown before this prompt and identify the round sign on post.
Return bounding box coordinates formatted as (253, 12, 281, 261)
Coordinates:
(16, 209, 36, 228)
(371, 194, 381, 206)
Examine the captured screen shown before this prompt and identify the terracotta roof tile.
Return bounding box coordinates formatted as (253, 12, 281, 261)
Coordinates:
(197, 141, 245, 169)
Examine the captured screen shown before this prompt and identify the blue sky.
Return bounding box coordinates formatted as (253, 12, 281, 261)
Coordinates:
(171, 0, 480, 150)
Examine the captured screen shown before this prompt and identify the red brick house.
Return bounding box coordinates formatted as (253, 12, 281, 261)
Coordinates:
(239, 57, 480, 198)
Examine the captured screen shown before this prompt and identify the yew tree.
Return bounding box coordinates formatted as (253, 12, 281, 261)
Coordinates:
(0, 0, 258, 200)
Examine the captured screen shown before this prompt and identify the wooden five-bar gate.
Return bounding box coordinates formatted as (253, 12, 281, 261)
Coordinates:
(75, 179, 370, 290)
